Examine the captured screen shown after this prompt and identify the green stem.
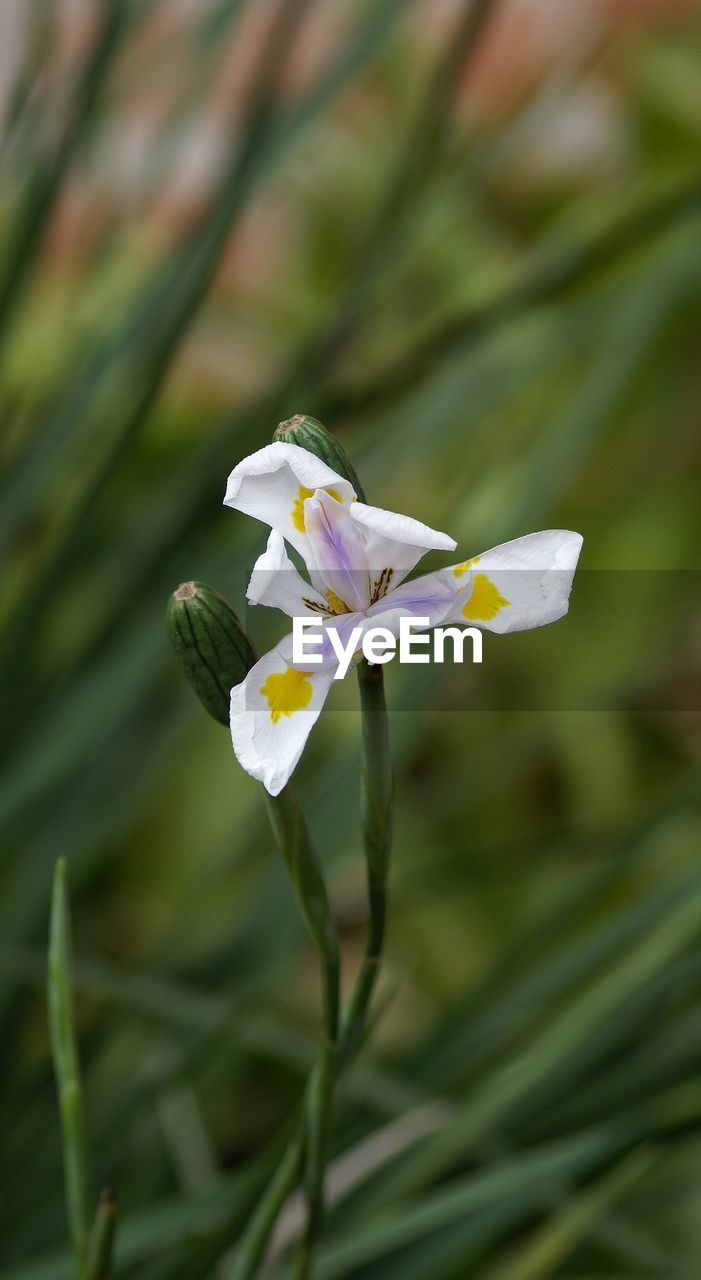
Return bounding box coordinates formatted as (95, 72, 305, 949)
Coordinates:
(227, 1134, 304, 1280)
(294, 662, 394, 1278)
(339, 881, 386, 1067)
(48, 858, 90, 1280)
(263, 788, 340, 1042)
(84, 1188, 118, 1280)
(228, 667, 393, 1279)
(293, 1031, 339, 1280)
(225, 790, 339, 1280)
(341, 661, 394, 1065)
(265, 789, 340, 1280)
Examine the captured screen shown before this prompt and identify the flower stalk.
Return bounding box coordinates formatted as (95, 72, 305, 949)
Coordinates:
(264, 788, 340, 1280)
(229, 725, 395, 1280)
(227, 1133, 304, 1280)
(292, 658, 394, 1279)
(226, 791, 340, 1280)
(263, 788, 339, 1026)
(341, 659, 394, 1066)
(84, 1188, 118, 1280)
(48, 857, 90, 1280)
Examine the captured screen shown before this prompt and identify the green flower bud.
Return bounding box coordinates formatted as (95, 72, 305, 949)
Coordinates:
(274, 414, 366, 502)
(166, 581, 255, 727)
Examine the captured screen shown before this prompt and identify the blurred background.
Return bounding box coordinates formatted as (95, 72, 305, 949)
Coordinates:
(2, 0, 701, 1276)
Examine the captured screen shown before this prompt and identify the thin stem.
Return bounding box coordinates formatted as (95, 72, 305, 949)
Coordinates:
(339, 880, 387, 1068)
(227, 1134, 304, 1280)
(357, 660, 394, 886)
(84, 1188, 118, 1280)
(227, 789, 339, 1280)
(263, 789, 340, 1042)
(265, 790, 340, 1280)
(341, 661, 394, 1065)
(226, 666, 394, 1278)
(293, 987, 344, 1278)
(294, 662, 394, 1278)
(48, 858, 90, 1280)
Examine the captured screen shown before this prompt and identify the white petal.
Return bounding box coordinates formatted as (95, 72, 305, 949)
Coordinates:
(223, 442, 356, 560)
(303, 490, 370, 613)
(350, 501, 457, 597)
(230, 637, 335, 796)
(247, 531, 328, 619)
(439, 530, 584, 633)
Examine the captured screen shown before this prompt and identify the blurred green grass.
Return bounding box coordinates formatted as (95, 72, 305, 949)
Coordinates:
(2, 0, 701, 1275)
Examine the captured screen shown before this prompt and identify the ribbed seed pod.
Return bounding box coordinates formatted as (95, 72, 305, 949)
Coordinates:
(166, 581, 255, 726)
(273, 414, 366, 502)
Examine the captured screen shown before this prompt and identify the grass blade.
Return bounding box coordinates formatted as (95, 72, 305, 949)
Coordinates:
(482, 1147, 658, 1280)
(381, 876, 701, 1200)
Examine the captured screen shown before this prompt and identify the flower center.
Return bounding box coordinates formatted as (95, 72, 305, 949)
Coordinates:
(325, 588, 349, 614)
(292, 485, 343, 533)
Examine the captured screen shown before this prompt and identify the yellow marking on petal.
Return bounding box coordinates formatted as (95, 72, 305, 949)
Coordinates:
(292, 485, 314, 533)
(325, 588, 349, 614)
(292, 485, 344, 533)
(453, 555, 480, 579)
(260, 666, 313, 724)
(462, 573, 509, 621)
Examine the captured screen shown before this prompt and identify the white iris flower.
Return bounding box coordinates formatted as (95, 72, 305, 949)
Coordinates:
(224, 443, 582, 796)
